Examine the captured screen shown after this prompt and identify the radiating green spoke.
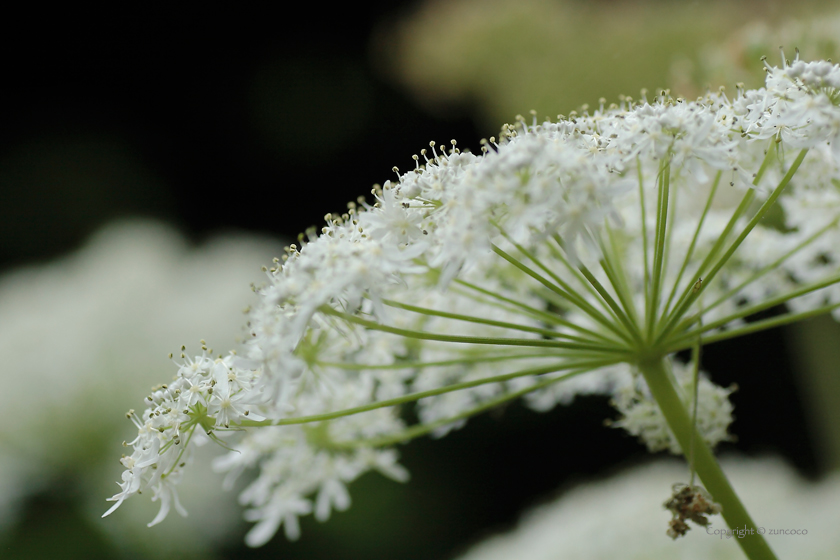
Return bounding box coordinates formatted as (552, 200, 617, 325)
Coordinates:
(321, 306, 632, 354)
(491, 243, 634, 344)
(238, 357, 621, 429)
(662, 171, 722, 316)
(380, 298, 604, 344)
(657, 148, 807, 344)
(327, 366, 593, 449)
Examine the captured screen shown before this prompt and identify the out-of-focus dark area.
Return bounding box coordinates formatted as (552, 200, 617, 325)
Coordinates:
(1, 2, 838, 559)
(0, 3, 484, 272)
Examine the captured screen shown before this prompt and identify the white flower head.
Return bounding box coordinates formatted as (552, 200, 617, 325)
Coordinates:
(106, 57, 840, 553)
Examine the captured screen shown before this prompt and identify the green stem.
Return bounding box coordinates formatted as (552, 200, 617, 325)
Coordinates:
(664, 300, 840, 353)
(664, 272, 840, 349)
(316, 352, 560, 371)
(657, 148, 808, 343)
(701, 219, 837, 316)
(637, 358, 778, 560)
(491, 244, 634, 344)
(689, 317, 702, 488)
(662, 171, 722, 316)
(658, 187, 754, 335)
(548, 234, 624, 320)
(328, 367, 588, 448)
(380, 298, 604, 345)
(637, 158, 651, 298)
(237, 357, 620, 428)
(601, 223, 643, 329)
(492, 235, 595, 315)
(657, 142, 778, 337)
(452, 279, 623, 346)
(492, 236, 629, 333)
(321, 306, 630, 354)
(163, 426, 196, 477)
(577, 262, 643, 345)
(647, 161, 671, 340)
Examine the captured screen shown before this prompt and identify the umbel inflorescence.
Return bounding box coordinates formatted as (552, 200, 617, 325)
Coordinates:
(105, 55, 840, 557)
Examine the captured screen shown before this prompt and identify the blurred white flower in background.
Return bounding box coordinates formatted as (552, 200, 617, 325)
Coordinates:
(455, 456, 840, 560)
(0, 220, 282, 558)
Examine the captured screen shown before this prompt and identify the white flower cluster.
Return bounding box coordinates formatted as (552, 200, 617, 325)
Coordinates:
(611, 361, 736, 454)
(105, 345, 413, 545)
(107, 56, 840, 546)
(103, 352, 260, 525)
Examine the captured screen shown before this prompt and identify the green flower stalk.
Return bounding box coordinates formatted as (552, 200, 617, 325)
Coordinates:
(105, 54, 840, 559)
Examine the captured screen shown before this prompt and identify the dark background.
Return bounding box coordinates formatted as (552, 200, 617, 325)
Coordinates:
(0, 4, 818, 559)
(0, 4, 484, 271)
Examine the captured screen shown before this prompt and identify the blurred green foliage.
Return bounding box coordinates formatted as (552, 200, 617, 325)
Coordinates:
(379, 0, 838, 130)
